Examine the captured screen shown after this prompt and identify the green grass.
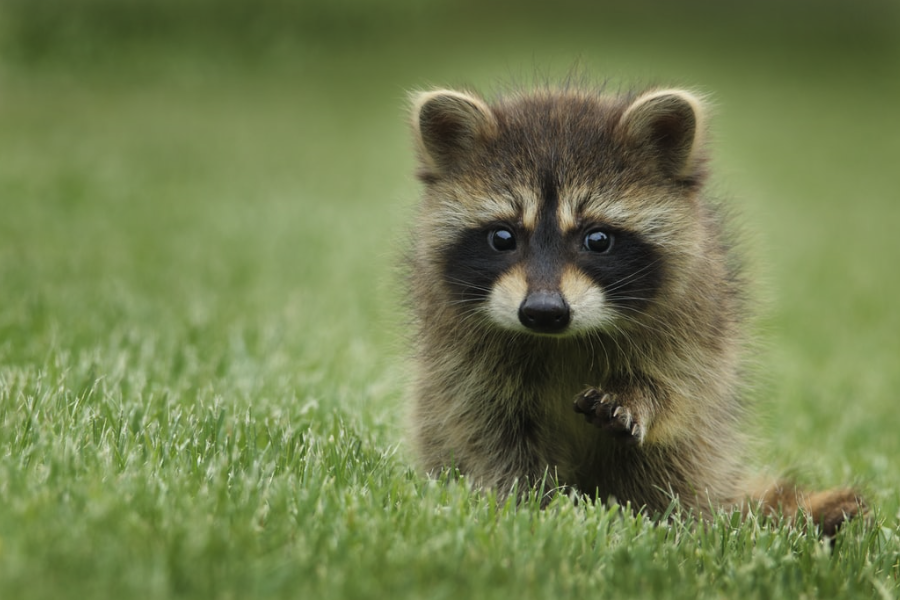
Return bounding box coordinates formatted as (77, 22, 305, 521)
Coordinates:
(1, 1, 899, 598)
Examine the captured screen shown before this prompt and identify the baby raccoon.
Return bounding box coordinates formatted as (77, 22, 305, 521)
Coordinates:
(406, 84, 863, 535)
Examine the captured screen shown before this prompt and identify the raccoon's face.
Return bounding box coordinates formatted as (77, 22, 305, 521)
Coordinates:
(412, 87, 705, 337)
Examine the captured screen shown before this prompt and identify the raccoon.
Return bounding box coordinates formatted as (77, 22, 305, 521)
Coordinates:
(406, 84, 863, 535)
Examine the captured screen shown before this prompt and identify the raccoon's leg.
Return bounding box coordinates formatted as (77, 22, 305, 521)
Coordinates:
(573, 385, 652, 445)
(751, 479, 867, 537)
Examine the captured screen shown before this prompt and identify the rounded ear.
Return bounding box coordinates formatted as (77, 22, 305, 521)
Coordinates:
(410, 89, 497, 180)
(617, 89, 706, 183)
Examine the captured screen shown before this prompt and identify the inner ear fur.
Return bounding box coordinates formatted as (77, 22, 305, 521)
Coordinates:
(618, 89, 706, 182)
(411, 89, 497, 179)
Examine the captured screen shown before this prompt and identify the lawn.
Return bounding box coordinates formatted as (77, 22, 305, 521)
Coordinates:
(0, 1, 898, 598)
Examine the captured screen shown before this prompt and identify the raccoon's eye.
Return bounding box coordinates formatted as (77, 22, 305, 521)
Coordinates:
(488, 228, 517, 252)
(583, 230, 613, 253)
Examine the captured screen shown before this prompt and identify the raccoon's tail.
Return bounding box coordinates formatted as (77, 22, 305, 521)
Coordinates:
(746, 478, 867, 537)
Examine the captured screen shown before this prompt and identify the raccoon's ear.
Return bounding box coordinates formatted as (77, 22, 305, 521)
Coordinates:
(411, 89, 497, 179)
(618, 89, 706, 183)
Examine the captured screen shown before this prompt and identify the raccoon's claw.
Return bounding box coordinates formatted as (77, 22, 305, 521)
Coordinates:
(573, 388, 644, 445)
(573, 387, 606, 419)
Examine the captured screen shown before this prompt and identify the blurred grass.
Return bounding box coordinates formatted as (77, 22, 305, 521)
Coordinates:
(0, 0, 899, 598)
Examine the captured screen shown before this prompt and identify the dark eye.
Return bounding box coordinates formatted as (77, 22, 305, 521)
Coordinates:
(583, 230, 613, 253)
(488, 228, 517, 252)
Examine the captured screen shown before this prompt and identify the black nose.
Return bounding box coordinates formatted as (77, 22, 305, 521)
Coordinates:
(518, 291, 570, 333)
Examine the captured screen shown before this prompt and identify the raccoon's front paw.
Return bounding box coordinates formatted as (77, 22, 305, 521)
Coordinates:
(573, 388, 645, 445)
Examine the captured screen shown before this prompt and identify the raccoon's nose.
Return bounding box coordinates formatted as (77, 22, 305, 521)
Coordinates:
(518, 291, 570, 333)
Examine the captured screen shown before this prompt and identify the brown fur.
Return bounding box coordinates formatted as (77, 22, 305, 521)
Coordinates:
(405, 83, 865, 534)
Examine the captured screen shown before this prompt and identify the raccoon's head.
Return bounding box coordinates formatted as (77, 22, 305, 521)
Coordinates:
(410, 86, 707, 337)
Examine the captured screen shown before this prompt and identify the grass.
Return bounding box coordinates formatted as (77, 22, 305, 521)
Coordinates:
(1, 1, 899, 598)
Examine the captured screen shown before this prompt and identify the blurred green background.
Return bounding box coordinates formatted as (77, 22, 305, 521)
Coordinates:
(0, 0, 898, 597)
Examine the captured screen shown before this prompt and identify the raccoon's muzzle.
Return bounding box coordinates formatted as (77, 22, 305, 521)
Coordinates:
(518, 290, 570, 334)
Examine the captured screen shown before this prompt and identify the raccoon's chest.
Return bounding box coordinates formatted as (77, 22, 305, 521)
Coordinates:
(467, 347, 602, 433)
(465, 339, 600, 401)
